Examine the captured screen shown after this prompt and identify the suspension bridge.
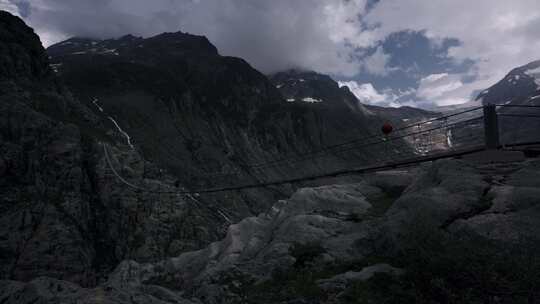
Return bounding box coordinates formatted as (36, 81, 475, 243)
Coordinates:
(103, 104, 540, 195)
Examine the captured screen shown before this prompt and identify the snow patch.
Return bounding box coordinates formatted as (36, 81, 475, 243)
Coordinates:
(525, 66, 540, 76)
(276, 84, 283, 89)
(302, 97, 323, 103)
(49, 63, 62, 73)
(100, 49, 119, 56)
(71, 51, 87, 55)
(525, 67, 540, 86)
(286, 98, 295, 102)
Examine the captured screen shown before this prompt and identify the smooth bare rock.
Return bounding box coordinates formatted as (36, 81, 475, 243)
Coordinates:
(449, 207, 540, 242)
(363, 169, 417, 196)
(463, 150, 525, 164)
(317, 264, 404, 292)
(104, 183, 380, 301)
(384, 159, 489, 231)
(507, 159, 540, 187)
(448, 171, 540, 242)
(0, 277, 197, 304)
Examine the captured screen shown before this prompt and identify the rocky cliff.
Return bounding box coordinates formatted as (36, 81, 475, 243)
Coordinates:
(0, 11, 230, 288)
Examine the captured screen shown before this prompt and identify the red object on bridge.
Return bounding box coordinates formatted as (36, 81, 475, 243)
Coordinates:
(381, 123, 393, 135)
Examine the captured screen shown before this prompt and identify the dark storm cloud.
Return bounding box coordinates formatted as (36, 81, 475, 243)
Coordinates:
(5, 0, 539, 108)
(14, 0, 29, 17)
(10, 0, 372, 76)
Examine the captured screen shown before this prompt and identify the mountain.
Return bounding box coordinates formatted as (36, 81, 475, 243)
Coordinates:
(47, 35, 422, 196)
(47, 36, 384, 181)
(0, 9, 417, 293)
(0, 10, 413, 290)
(2, 11, 540, 304)
(270, 69, 367, 112)
(271, 69, 442, 127)
(475, 60, 540, 144)
(364, 105, 439, 125)
(476, 60, 540, 106)
(271, 70, 463, 156)
(0, 11, 238, 287)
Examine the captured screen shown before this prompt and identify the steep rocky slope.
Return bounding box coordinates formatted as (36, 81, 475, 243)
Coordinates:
(269, 69, 440, 127)
(47, 35, 392, 191)
(0, 11, 233, 287)
(364, 104, 439, 126)
(270, 70, 367, 113)
(44, 34, 422, 246)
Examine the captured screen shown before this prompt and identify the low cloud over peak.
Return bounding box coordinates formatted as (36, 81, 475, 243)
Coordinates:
(3, 0, 540, 108)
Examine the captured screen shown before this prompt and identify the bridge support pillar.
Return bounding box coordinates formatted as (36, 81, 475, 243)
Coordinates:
(483, 104, 500, 149)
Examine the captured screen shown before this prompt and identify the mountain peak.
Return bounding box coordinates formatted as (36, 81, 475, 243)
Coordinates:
(476, 59, 540, 105)
(147, 31, 219, 55)
(270, 69, 369, 114)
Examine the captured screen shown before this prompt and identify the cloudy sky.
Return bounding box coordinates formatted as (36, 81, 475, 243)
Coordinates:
(2, 0, 540, 108)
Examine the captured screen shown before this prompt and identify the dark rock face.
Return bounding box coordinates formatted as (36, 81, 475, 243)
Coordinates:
(270, 69, 366, 112)
(1, 10, 396, 290)
(0, 11, 50, 81)
(45, 31, 404, 224)
(364, 104, 439, 125)
(0, 11, 223, 287)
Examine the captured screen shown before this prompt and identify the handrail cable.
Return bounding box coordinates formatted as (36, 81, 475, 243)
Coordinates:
(251, 116, 484, 170)
(248, 106, 484, 168)
(103, 144, 233, 222)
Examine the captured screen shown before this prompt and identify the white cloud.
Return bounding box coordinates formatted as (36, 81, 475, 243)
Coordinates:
(362, 46, 397, 76)
(363, 0, 540, 105)
(6, 0, 540, 107)
(415, 73, 494, 106)
(417, 73, 463, 99)
(339, 80, 413, 107)
(340, 81, 387, 104)
(0, 0, 20, 16)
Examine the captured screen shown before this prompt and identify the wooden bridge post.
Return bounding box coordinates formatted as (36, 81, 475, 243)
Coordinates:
(483, 104, 500, 149)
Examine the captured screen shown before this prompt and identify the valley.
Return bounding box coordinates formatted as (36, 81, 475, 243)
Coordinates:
(1, 10, 540, 304)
